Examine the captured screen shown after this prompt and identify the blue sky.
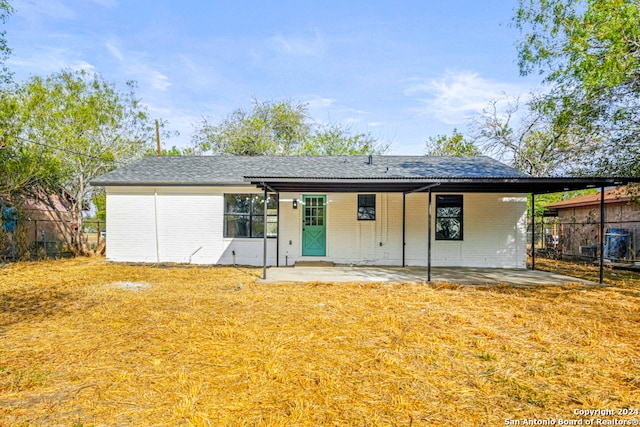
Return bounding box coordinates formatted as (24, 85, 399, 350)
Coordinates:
(4, 0, 542, 154)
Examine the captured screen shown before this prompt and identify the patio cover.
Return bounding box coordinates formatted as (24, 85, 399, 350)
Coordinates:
(248, 175, 632, 194)
(245, 159, 639, 284)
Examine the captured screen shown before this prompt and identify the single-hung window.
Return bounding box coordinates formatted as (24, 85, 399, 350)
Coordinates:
(224, 194, 278, 238)
(357, 194, 376, 220)
(435, 195, 463, 240)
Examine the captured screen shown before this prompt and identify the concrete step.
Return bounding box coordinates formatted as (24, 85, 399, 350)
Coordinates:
(294, 261, 335, 267)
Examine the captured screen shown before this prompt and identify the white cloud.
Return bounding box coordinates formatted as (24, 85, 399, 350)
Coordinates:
(91, 0, 118, 7)
(13, 0, 76, 20)
(404, 71, 524, 124)
(119, 61, 173, 93)
(175, 54, 227, 92)
(147, 70, 171, 91)
(346, 107, 370, 116)
(103, 40, 172, 92)
(139, 104, 202, 149)
(305, 96, 336, 123)
(306, 97, 335, 109)
(71, 60, 97, 73)
(105, 42, 124, 61)
(267, 31, 326, 57)
(8, 49, 95, 75)
(10, 43, 170, 94)
(304, 96, 373, 128)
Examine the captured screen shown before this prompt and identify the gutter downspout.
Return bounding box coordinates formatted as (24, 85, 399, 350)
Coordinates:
(154, 187, 160, 263)
(531, 193, 535, 271)
(263, 186, 268, 280)
(402, 192, 406, 267)
(428, 189, 433, 282)
(276, 192, 280, 267)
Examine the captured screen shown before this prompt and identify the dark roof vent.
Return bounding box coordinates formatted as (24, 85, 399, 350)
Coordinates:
(367, 155, 373, 165)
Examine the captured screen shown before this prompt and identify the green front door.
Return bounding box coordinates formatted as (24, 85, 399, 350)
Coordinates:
(302, 195, 326, 256)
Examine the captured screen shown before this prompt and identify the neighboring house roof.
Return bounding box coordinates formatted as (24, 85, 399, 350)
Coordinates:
(22, 194, 72, 212)
(2, 191, 75, 213)
(545, 186, 637, 210)
(91, 155, 638, 194)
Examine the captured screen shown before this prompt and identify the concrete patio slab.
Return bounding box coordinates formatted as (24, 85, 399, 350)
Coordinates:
(259, 266, 598, 286)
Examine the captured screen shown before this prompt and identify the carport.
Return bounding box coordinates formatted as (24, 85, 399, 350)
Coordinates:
(250, 169, 640, 284)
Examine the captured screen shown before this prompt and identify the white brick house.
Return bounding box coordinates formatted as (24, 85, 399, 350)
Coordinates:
(91, 155, 633, 270)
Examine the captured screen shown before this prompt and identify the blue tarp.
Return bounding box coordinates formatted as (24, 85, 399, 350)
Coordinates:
(1, 205, 17, 232)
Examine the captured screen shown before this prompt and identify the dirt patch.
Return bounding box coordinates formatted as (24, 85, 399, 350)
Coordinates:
(108, 281, 151, 291)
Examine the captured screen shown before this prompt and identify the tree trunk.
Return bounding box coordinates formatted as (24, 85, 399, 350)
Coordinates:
(94, 238, 106, 256)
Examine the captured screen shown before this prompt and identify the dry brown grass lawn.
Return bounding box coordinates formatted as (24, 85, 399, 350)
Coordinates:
(534, 257, 640, 288)
(1, 259, 639, 426)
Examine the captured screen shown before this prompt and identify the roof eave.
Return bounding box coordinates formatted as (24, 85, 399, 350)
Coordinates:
(248, 176, 639, 194)
(90, 181, 253, 187)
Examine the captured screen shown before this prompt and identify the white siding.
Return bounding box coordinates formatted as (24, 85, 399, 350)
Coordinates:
(105, 186, 276, 265)
(106, 187, 526, 268)
(279, 192, 527, 268)
(278, 193, 404, 266)
(403, 193, 527, 268)
(106, 187, 158, 263)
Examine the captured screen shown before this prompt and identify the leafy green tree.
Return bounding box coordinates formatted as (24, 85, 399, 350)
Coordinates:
(91, 192, 106, 223)
(8, 70, 156, 255)
(514, 0, 640, 175)
(0, 1, 23, 201)
(0, 0, 13, 85)
(192, 99, 310, 155)
(191, 99, 389, 156)
(473, 95, 599, 176)
(299, 123, 389, 155)
(145, 145, 196, 157)
(425, 128, 480, 156)
(161, 145, 188, 156)
(0, 85, 53, 201)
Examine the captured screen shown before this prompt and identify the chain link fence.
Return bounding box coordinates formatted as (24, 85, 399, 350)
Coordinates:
(535, 219, 640, 265)
(1, 218, 104, 261)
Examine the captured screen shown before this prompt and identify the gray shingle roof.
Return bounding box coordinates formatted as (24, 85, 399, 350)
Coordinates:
(91, 155, 529, 186)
